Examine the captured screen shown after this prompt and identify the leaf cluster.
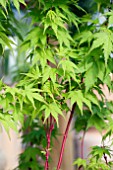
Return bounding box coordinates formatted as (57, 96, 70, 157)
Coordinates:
(0, 0, 113, 169)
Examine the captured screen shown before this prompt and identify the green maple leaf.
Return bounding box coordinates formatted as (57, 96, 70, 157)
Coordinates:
(84, 62, 98, 91)
(68, 90, 92, 114)
(90, 29, 113, 65)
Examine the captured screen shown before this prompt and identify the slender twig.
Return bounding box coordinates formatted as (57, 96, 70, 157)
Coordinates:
(103, 153, 108, 165)
(45, 115, 55, 170)
(56, 103, 76, 170)
(78, 165, 83, 170)
(45, 117, 49, 170)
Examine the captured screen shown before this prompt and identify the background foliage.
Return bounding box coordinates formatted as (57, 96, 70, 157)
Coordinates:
(0, 0, 113, 169)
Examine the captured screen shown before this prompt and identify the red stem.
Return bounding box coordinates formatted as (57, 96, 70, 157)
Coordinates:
(45, 134, 50, 170)
(56, 103, 76, 170)
(45, 115, 55, 170)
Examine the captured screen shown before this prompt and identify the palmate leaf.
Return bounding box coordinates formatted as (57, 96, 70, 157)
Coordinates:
(18, 0, 26, 5)
(75, 30, 93, 46)
(0, 0, 26, 11)
(73, 158, 86, 169)
(108, 13, 113, 28)
(42, 81, 57, 102)
(44, 102, 63, 127)
(13, 105, 24, 124)
(33, 48, 56, 68)
(102, 117, 113, 140)
(33, 93, 46, 104)
(73, 158, 86, 168)
(57, 28, 73, 47)
(42, 66, 57, 84)
(90, 33, 104, 51)
(21, 67, 41, 81)
(0, 113, 17, 136)
(68, 90, 92, 114)
(44, 48, 56, 65)
(87, 160, 111, 170)
(90, 29, 113, 65)
(25, 27, 47, 48)
(25, 91, 46, 109)
(84, 62, 99, 91)
(43, 9, 66, 38)
(90, 146, 111, 159)
(60, 3, 80, 28)
(0, 0, 7, 10)
(87, 114, 107, 132)
(84, 92, 99, 107)
(13, 0, 20, 12)
(97, 60, 105, 81)
(58, 59, 77, 75)
(32, 50, 46, 69)
(43, 0, 69, 10)
(0, 32, 15, 51)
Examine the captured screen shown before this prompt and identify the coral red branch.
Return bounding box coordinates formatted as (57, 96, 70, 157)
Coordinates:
(45, 115, 55, 170)
(56, 103, 76, 170)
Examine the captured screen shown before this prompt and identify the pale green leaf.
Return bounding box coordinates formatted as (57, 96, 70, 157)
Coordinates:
(51, 111, 59, 127)
(42, 66, 51, 83)
(87, 114, 106, 132)
(0, 0, 7, 10)
(84, 63, 98, 91)
(33, 93, 46, 104)
(97, 61, 105, 81)
(73, 158, 86, 168)
(19, 0, 26, 5)
(68, 90, 92, 114)
(90, 30, 113, 65)
(68, 90, 84, 114)
(108, 15, 113, 28)
(44, 106, 51, 123)
(13, 0, 20, 12)
(50, 103, 63, 116)
(90, 32, 105, 51)
(51, 23, 58, 36)
(58, 59, 77, 75)
(103, 33, 112, 66)
(49, 68, 57, 83)
(45, 49, 56, 65)
(83, 98, 92, 112)
(85, 93, 99, 107)
(26, 93, 36, 109)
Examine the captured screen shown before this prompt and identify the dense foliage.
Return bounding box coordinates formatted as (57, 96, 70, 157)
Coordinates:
(0, 0, 113, 169)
